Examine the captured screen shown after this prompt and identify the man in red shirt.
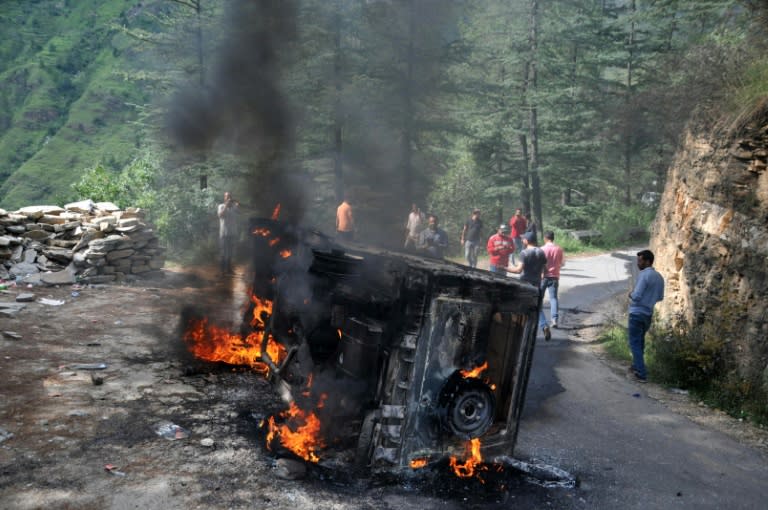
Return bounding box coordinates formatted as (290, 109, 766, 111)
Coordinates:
(539, 230, 565, 330)
(508, 208, 527, 265)
(486, 224, 514, 275)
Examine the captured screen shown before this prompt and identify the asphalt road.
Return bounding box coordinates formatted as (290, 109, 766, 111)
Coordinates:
(511, 249, 768, 509)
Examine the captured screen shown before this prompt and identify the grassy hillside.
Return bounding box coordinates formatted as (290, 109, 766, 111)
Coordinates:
(0, 0, 151, 209)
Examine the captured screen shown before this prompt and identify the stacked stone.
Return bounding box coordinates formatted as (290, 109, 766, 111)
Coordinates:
(0, 199, 165, 285)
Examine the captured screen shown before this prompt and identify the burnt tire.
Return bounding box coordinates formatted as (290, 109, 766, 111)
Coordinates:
(355, 411, 377, 469)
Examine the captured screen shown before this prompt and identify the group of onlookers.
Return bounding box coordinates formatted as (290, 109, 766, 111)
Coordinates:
(472, 208, 563, 341)
(400, 204, 563, 340)
(220, 193, 661, 384)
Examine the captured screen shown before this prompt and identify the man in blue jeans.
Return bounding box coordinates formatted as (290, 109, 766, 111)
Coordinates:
(538, 231, 564, 338)
(627, 249, 665, 382)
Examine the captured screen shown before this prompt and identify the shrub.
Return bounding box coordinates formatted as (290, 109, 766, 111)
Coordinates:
(647, 320, 768, 425)
(649, 323, 728, 390)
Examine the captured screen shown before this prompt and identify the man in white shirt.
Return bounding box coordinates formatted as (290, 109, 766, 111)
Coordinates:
(217, 191, 239, 274)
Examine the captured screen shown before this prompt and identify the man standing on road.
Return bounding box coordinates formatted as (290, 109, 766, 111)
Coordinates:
(486, 224, 514, 275)
(539, 231, 564, 330)
(508, 208, 527, 265)
(404, 203, 424, 250)
(418, 214, 449, 258)
(461, 208, 484, 268)
(509, 231, 549, 339)
(627, 249, 665, 382)
(217, 191, 239, 275)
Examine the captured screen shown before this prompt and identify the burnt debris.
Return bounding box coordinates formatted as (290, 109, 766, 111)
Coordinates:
(240, 218, 541, 474)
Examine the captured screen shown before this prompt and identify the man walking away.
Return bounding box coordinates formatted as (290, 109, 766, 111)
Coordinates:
(404, 204, 424, 250)
(336, 193, 355, 241)
(486, 224, 514, 275)
(217, 191, 239, 275)
(509, 232, 549, 339)
(627, 249, 665, 382)
(461, 208, 484, 268)
(539, 231, 564, 330)
(508, 208, 527, 266)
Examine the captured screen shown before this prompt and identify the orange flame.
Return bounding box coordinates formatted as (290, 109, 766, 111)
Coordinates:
(183, 318, 285, 377)
(410, 458, 428, 469)
(336, 329, 342, 339)
(269, 238, 280, 247)
(267, 395, 327, 463)
(279, 249, 292, 259)
(253, 227, 271, 237)
(449, 438, 485, 478)
(249, 295, 273, 329)
(271, 203, 281, 220)
(460, 361, 488, 379)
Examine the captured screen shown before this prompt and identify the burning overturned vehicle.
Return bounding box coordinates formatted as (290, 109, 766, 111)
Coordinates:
(184, 215, 546, 478)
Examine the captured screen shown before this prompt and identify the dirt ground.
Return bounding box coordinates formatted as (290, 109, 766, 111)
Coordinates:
(1, 266, 766, 510)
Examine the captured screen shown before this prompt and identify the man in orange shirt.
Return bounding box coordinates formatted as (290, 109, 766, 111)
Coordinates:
(336, 194, 355, 241)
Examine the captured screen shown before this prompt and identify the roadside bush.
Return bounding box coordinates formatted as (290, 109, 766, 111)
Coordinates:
(71, 152, 156, 209)
(649, 322, 728, 390)
(598, 317, 768, 426)
(592, 201, 656, 247)
(548, 203, 603, 231)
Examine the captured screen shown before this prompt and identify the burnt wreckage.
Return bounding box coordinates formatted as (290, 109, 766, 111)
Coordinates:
(246, 218, 541, 473)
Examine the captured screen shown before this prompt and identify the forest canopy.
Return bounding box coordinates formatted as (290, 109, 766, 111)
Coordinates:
(1, 0, 766, 251)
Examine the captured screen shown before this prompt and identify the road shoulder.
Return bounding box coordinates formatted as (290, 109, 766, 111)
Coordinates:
(575, 291, 768, 457)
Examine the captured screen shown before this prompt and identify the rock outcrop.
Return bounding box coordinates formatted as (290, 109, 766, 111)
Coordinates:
(0, 199, 165, 285)
(651, 103, 768, 391)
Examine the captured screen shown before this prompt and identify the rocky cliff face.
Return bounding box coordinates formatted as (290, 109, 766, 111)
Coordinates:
(651, 103, 768, 391)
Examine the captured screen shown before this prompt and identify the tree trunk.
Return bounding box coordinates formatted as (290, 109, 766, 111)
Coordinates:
(400, 0, 416, 208)
(518, 133, 530, 213)
(623, 0, 636, 206)
(195, 0, 204, 86)
(333, 3, 344, 202)
(528, 0, 543, 232)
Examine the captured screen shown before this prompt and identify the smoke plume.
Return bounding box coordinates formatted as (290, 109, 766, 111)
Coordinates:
(167, 0, 305, 222)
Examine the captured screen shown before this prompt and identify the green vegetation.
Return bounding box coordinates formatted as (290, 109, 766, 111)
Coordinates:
(0, 0, 764, 256)
(599, 320, 768, 426)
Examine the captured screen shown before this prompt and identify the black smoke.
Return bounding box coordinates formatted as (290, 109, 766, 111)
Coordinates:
(167, 0, 305, 223)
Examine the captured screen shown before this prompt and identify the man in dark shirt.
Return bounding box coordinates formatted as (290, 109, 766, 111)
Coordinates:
(509, 231, 550, 340)
(460, 209, 484, 268)
(418, 214, 449, 258)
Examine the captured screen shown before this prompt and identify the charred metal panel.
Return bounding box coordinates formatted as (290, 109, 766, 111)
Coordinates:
(245, 218, 541, 473)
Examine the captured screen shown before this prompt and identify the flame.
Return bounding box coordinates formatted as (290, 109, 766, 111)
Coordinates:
(267, 395, 327, 463)
(279, 249, 292, 259)
(449, 438, 485, 478)
(460, 361, 488, 379)
(269, 238, 280, 247)
(336, 329, 342, 339)
(410, 458, 428, 469)
(249, 295, 273, 329)
(253, 227, 271, 237)
(183, 317, 285, 377)
(271, 203, 281, 220)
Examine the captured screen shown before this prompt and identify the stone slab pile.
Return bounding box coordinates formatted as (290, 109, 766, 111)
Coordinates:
(0, 199, 165, 285)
